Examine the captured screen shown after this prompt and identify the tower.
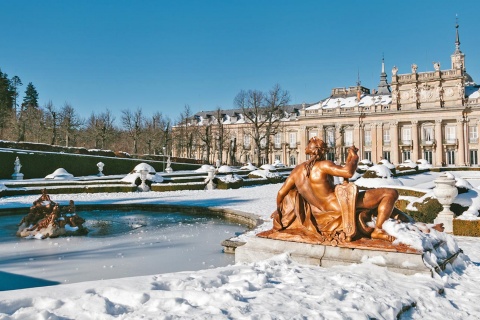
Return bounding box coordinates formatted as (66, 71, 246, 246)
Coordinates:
(450, 17, 465, 71)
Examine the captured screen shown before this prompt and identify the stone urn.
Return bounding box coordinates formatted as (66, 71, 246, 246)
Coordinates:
(138, 169, 150, 192)
(433, 173, 458, 233)
(97, 162, 105, 176)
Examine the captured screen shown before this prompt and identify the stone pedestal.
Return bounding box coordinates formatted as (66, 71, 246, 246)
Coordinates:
(11, 173, 24, 180)
(235, 237, 460, 276)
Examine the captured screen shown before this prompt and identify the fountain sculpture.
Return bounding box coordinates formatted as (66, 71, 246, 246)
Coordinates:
(17, 189, 87, 239)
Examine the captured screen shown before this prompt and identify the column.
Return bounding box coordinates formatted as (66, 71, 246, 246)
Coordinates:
(411, 120, 419, 162)
(457, 118, 465, 166)
(390, 121, 399, 164)
(353, 124, 360, 150)
(376, 122, 383, 162)
(335, 124, 342, 163)
(371, 123, 378, 162)
(434, 120, 443, 166)
(298, 126, 307, 163)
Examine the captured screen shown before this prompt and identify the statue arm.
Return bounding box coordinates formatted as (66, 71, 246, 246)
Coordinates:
(321, 147, 359, 178)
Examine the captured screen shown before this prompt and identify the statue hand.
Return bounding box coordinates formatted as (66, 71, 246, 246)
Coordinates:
(348, 145, 359, 155)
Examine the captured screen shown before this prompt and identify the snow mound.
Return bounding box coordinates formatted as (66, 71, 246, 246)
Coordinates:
(217, 173, 243, 183)
(121, 162, 164, 183)
(240, 162, 257, 170)
(45, 168, 75, 180)
(218, 165, 233, 173)
(195, 164, 216, 173)
(355, 165, 403, 187)
(249, 169, 281, 179)
(260, 164, 277, 171)
(272, 160, 286, 168)
(378, 159, 395, 170)
(416, 159, 433, 170)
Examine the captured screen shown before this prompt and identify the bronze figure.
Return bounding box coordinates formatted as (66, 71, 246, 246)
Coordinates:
(259, 137, 412, 245)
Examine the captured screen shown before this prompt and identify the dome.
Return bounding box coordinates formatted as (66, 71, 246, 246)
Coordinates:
(465, 72, 476, 86)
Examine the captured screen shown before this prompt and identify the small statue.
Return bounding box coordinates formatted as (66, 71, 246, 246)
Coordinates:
(433, 61, 440, 71)
(11, 156, 24, 180)
(411, 63, 418, 73)
(392, 66, 398, 76)
(13, 157, 21, 174)
(165, 156, 173, 173)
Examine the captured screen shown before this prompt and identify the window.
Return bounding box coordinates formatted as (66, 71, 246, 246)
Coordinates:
(364, 151, 372, 161)
(344, 130, 353, 146)
(383, 151, 390, 162)
(289, 133, 297, 148)
(309, 131, 318, 139)
(274, 133, 282, 148)
(327, 130, 335, 147)
(289, 155, 297, 166)
(244, 135, 250, 148)
(423, 127, 433, 143)
(260, 137, 266, 148)
(424, 150, 432, 164)
(471, 150, 478, 165)
(470, 126, 478, 143)
(445, 126, 456, 143)
(402, 150, 411, 162)
(446, 150, 455, 165)
(261, 156, 267, 164)
(402, 127, 411, 144)
(327, 152, 335, 162)
(383, 129, 390, 143)
(275, 154, 281, 161)
(364, 131, 371, 146)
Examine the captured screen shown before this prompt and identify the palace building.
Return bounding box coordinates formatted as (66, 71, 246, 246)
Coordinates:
(175, 24, 480, 167)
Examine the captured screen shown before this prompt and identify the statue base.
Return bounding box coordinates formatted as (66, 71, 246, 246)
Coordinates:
(11, 173, 24, 180)
(235, 236, 461, 276)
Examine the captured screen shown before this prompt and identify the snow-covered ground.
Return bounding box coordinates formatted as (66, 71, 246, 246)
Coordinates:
(0, 172, 480, 319)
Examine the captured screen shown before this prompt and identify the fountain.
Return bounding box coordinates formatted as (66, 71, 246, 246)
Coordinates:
(17, 189, 87, 239)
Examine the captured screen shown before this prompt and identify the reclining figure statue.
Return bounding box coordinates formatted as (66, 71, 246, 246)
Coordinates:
(263, 137, 413, 244)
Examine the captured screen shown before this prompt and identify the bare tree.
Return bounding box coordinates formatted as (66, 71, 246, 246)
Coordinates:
(59, 102, 83, 147)
(44, 101, 59, 145)
(234, 89, 266, 165)
(233, 85, 289, 165)
(263, 84, 290, 162)
(121, 107, 144, 154)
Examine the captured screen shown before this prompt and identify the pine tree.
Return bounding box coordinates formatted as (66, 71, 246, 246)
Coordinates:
(22, 82, 39, 109)
(0, 69, 14, 138)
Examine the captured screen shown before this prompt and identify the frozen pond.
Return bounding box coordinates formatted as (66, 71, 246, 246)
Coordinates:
(0, 209, 247, 291)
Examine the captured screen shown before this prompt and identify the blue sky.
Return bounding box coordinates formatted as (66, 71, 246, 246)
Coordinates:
(1, 0, 479, 123)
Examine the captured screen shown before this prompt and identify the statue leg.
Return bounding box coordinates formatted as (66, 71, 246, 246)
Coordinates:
(356, 189, 399, 242)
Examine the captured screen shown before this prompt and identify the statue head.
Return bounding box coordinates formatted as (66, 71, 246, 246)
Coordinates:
(305, 137, 328, 159)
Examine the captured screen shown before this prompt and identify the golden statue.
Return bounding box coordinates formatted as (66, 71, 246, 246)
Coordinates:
(259, 137, 412, 245)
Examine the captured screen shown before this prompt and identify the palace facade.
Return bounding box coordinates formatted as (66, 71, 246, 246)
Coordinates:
(175, 24, 480, 167)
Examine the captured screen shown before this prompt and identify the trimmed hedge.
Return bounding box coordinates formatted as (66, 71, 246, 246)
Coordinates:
(454, 219, 480, 237)
(0, 149, 200, 179)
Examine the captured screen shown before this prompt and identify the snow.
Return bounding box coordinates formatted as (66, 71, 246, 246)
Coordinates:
(44, 168, 75, 180)
(1, 173, 480, 318)
(195, 164, 216, 173)
(121, 162, 164, 183)
(239, 162, 257, 170)
(217, 165, 233, 173)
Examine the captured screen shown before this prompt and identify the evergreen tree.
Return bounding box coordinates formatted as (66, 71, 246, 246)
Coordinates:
(0, 69, 14, 138)
(22, 82, 39, 109)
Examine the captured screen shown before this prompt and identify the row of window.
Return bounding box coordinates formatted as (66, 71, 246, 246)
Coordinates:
(241, 125, 480, 149)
